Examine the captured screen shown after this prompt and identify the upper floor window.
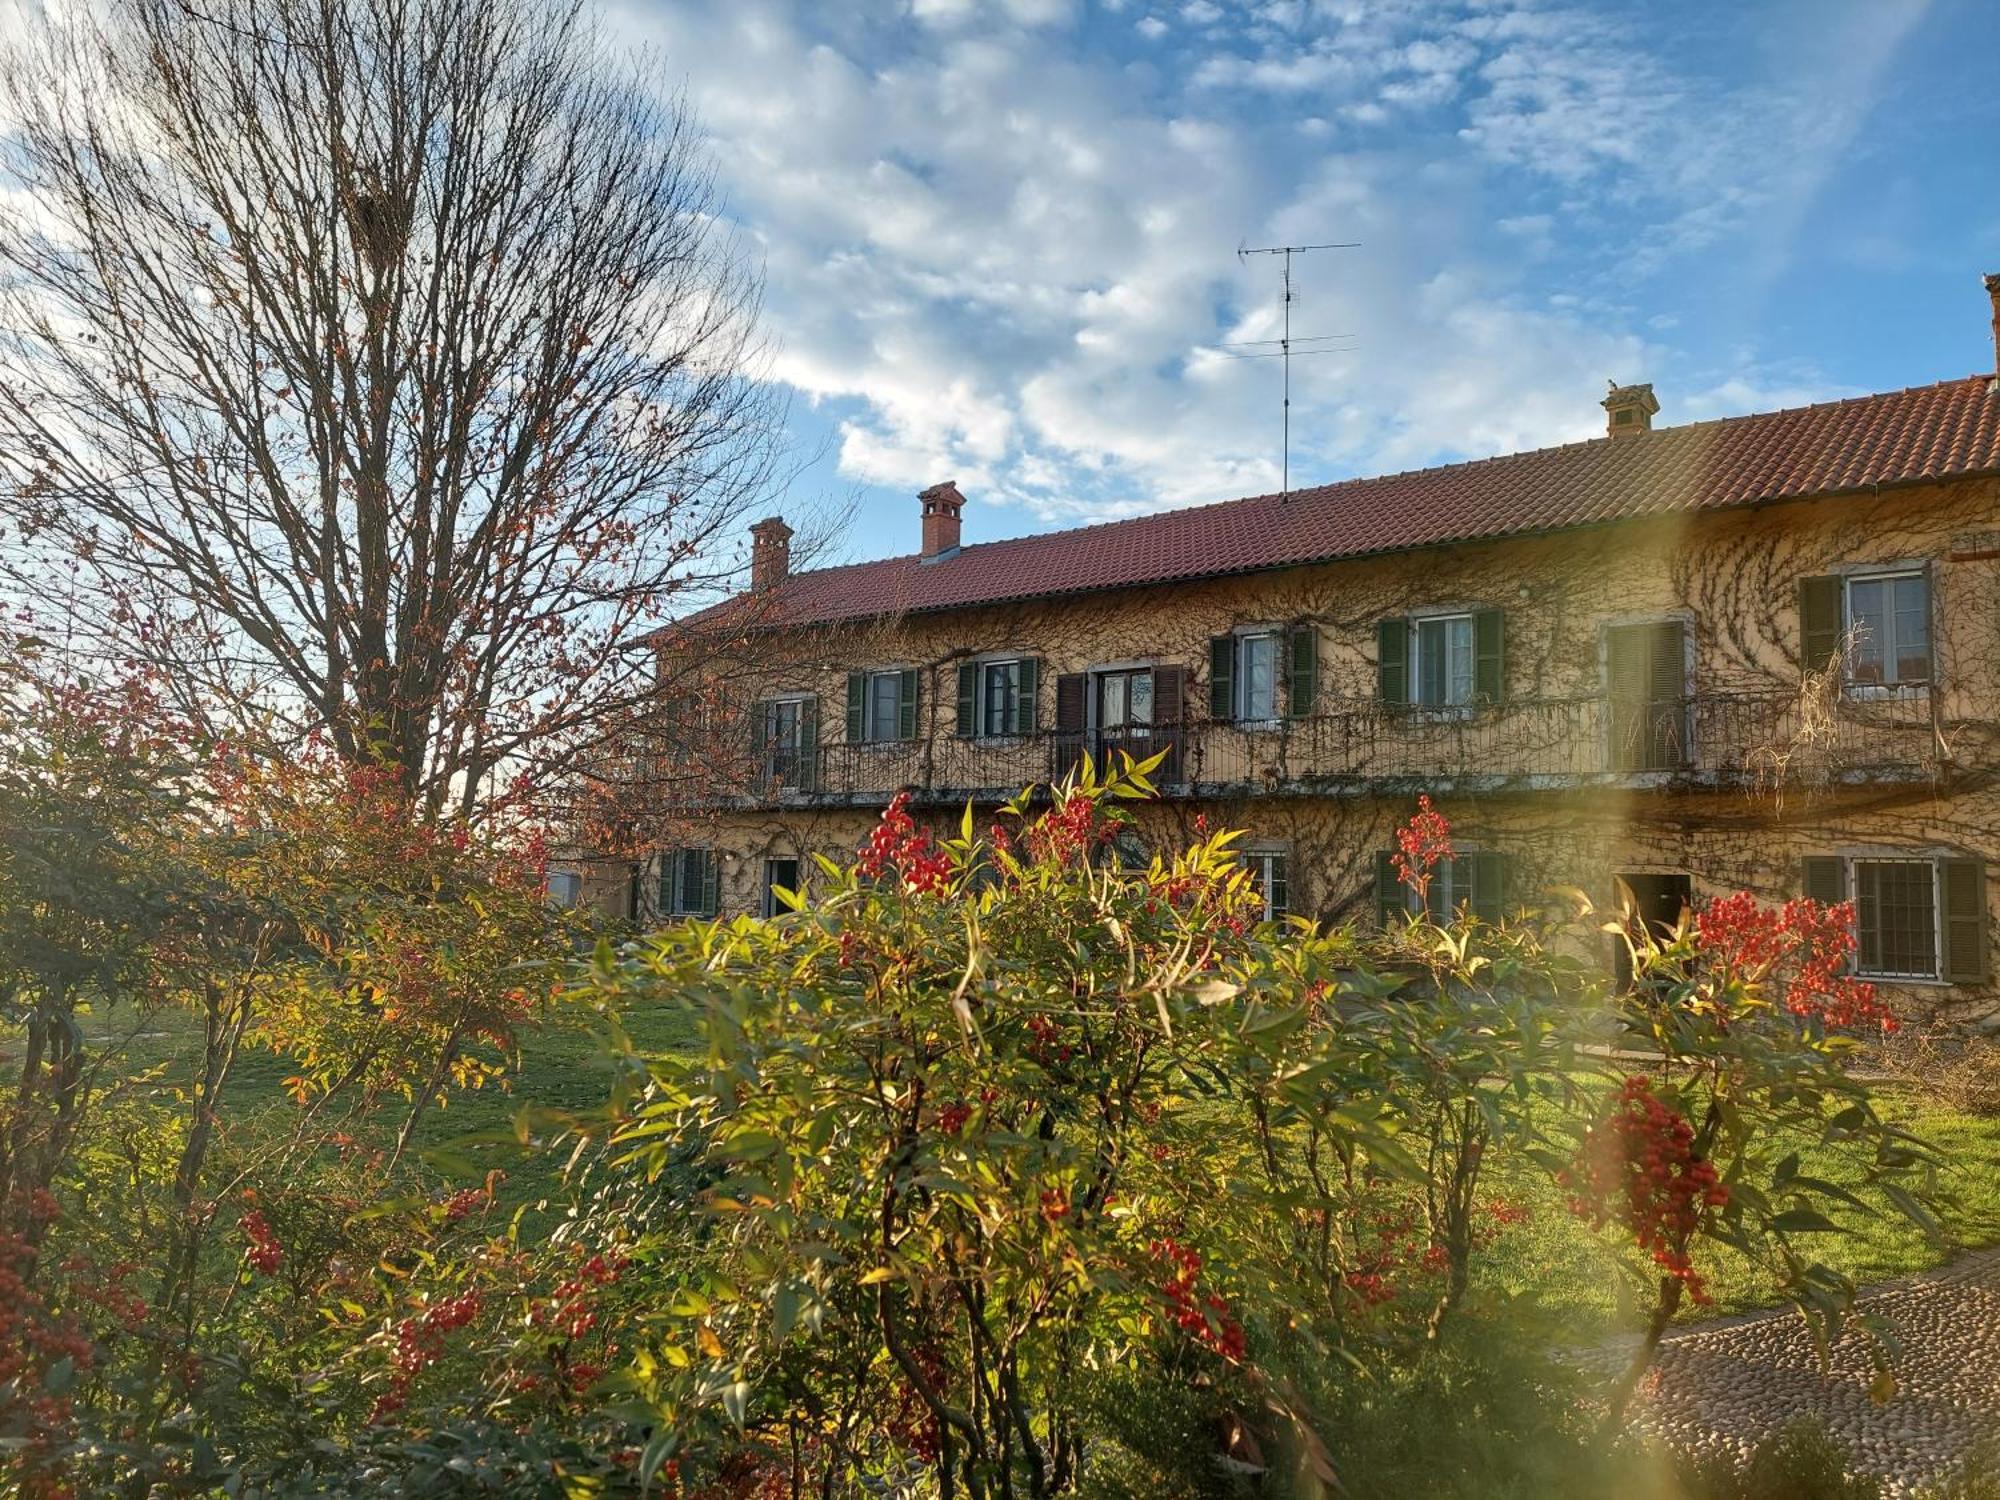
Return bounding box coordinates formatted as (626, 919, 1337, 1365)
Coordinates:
(957, 657, 1040, 738)
(1799, 569, 1932, 688)
(1376, 609, 1503, 711)
(753, 695, 817, 791)
(1848, 572, 1930, 687)
(847, 668, 920, 743)
(1415, 614, 1475, 708)
(1210, 626, 1316, 722)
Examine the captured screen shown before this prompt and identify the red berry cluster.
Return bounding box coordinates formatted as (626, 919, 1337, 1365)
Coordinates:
(1562, 1077, 1728, 1305)
(1024, 1014, 1075, 1066)
(1391, 796, 1452, 904)
(1694, 892, 1894, 1031)
(0, 1191, 92, 1475)
(532, 1248, 625, 1341)
(371, 1290, 484, 1422)
(1148, 1237, 1247, 1362)
(239, 1207, 283, 1276)
(1024, 791, 1110, 866)
(856, 791, 952, 896)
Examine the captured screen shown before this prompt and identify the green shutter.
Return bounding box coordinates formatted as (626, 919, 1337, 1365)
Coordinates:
(1473, 609, 1505, 706)
(1801, 855, 1846, 908)
(659, 851, 677, 915)
(1209, 636, 1235, 722)
(1376, 619, 1408, 709)
(1375, 851, 1405, 928)
(699, 850, 720, 918)
(1288, 625, 1318, 719)
(796, 697, 819, 792)
(749, 702, 771, 776)
(898, 668, 920, 741)
(1468, 851, 1509, 926)
(845, 671, 866, 742)
(1941, 858, 1990, 984)
(1268, 855, 1289, 917)
(1799, 576, 1843, 676)
(1019, 658, 1040, 733)
(956, 662, 978, 738)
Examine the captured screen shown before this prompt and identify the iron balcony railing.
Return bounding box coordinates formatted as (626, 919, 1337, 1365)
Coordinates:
(684, 688, 1945, 808)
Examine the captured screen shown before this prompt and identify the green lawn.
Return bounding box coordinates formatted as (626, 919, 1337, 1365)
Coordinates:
(63, 1000, 2000, 1329)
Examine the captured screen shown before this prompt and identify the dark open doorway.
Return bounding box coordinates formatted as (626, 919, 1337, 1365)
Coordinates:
(1612, 872, 1692, 991)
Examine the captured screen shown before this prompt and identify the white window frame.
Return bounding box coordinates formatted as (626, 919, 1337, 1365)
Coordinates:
(1410, 611, 1476, 713)
(664, 846, 716, 918)
(975, 657, 1027, 739)
(1242, 847, 1289, 921)
(1842, 568, 1931, 694)
(863, 670, 906, 744)
(1232, 628, 1281, 725)
(1849, 855, 1943, 982)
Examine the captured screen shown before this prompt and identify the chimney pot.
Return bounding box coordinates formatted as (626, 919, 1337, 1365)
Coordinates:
(919, 480, 966, 560)
(749, 516, 793, 592)
(1601, 380, 1660, 438)
(1984, 272, 2000, 381)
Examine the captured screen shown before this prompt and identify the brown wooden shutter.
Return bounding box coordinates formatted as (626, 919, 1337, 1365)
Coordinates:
(1801, 855, 1846, 908)
(1941, 857, 1990, 984)
(1375, 851, 1405, 928)
(1376, 619, 1408, 708)
(1209, 636, 1235, 722)
(956, 662, 978, 738)
(1473, 609, 1505, 706)
(1798, 575, 1843, 675)
(1153, 666, 1185, 783)
(1652, 620, 1688, 765)
(1054, 673, 1086, 732)
(1288, 625, 1318, 719)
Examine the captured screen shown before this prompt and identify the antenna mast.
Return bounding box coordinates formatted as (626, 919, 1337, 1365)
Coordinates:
(1235, 240, 1356, 496)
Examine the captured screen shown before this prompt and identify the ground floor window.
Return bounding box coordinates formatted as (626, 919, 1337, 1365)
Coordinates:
(1853, 858, 1939, 980)
(1242, 849, 1288, 921)
(1376, 849, 1509, 927)
(546, 870, 583, 908)
(662, 847, 719, 918)
(762, 856, 801, 918)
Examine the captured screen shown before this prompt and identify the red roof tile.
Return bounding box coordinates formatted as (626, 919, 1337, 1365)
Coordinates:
(689, 377, 2000, 632)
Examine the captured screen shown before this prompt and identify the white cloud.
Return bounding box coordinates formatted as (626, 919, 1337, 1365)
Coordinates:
(607, 0, 1928, 544)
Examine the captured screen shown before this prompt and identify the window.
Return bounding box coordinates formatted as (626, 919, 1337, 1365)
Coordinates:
(756, 696, 816, 788)
(546, 870, 583, 908)
(1854, 859, 1939, 980)
(1847, 572, 1930, 687)
(1233, 633, 1278, 720)
(1376, 849, 1508, 927)
(1242, 850, 1288, 921)
(1096, 667, 1154, 732)
(661, 847, 718, 918)
(848, 669, 919, 743)
(762, 857, 801, 918)
(1415, 614, 1475, 708)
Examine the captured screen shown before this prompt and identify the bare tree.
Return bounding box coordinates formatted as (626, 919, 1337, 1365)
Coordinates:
(0, 0, 788, 818)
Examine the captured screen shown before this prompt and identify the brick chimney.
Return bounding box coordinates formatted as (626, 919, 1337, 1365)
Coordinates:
(919, 480, 965, 561)
(1984, 272, 2000, 381)
(1602, 381, 1660, 438)
(749, 516, 792, 592)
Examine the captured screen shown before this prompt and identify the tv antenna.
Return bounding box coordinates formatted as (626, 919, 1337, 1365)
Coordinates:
(1234, 240, 1357, 496)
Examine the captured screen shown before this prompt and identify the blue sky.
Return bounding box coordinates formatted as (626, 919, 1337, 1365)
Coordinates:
(617, 0, 2000, 569)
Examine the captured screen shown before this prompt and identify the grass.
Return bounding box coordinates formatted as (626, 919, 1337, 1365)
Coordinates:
(55, 998, 2000, 1330)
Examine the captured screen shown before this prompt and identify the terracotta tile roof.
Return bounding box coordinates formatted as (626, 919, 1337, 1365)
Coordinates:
(686, 376, 2000, 633)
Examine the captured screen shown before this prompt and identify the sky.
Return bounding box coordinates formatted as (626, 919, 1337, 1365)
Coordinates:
(613, 0, 2000, 568)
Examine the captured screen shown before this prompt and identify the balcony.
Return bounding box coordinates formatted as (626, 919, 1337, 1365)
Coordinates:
(684, 688, 1947, 810)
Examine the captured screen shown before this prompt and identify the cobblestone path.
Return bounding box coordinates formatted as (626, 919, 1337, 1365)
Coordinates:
(1629, 1248, 2000, 1495)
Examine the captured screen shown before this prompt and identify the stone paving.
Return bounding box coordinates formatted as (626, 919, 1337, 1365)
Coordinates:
(1626, 1247, 2000, 1495)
